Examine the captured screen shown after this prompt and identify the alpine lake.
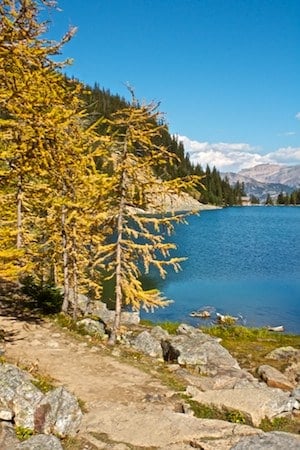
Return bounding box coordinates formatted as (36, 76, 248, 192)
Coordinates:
(140, 206, 300, 334)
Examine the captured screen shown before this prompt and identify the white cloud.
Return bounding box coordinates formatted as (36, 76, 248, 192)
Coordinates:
(295, 112, 300, 120)
(177, 135, 300, 173)
(268, 146, 300, 164)
(278, 131, 296, 136)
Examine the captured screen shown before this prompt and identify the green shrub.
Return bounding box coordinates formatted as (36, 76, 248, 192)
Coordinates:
(259, 416, 300, 433)
(185, 399, 250, 425)
(15, 426, 34, 441)
(20, 275, 63, 314)
(156, 321, 180, 335)
(31, 374, 55, 393)
(225, 409, 246, 424)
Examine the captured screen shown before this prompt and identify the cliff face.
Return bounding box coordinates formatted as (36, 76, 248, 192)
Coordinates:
(222, 163, 300, 201)
(239, 164, 300, 187)
(147, 192, 219, 213)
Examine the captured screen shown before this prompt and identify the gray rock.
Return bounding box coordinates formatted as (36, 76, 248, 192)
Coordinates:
(257, 364, 295, 391)
(169, 333, 240, 375)
(0, 422, 20, 450)
(189, 386, 298, 426)
(35, 386, 83, 437)
(17, 434, 63, 450)
(266, 346, 300, 361)
(212, 368, 261, 390)
(90, 301, 140, 325)
(150, 326, 169, 340)
(87, 401, 261, 449)
(0, 363, 44, 429)
(132, 324, 241, 376)
(133, 331, 163, 358)
(0, 407, 14, 421)
(76, 293, 91, 314)
(284, 361, 300, 384)
(63, 289, 91, 315)
(291, 386, 300, 402)
(177, 323, 199, 336)
(0, 364, 30, 404)
(77, 318, 106, 336)
(120, 310, 140, 325)
(89, 300, 113, 322)
(13, 380, 44, 429)
(231, 431, 300, 449)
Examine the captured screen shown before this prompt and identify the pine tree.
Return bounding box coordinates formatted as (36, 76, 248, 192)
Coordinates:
(265, 194, 274, 205)
(97, 98, 200, 344)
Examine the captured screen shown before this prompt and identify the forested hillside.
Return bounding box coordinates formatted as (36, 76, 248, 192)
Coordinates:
(81, 83, 246, 206)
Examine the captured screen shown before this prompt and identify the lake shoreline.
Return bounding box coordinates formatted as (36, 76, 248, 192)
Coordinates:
(141, 207, 300, 334)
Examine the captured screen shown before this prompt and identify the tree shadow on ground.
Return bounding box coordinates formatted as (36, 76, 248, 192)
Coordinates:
(0, 278, 45, 326)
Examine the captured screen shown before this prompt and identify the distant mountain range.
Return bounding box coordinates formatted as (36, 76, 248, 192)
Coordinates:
(222, 164, 300, 201)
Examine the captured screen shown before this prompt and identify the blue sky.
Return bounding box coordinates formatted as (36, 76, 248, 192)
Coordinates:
(46, 0, 300, 172)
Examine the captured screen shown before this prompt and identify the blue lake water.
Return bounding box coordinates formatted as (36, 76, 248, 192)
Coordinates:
(141, 206, 300, 334)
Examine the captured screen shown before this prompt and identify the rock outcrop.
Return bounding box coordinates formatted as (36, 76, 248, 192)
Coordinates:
(266, 346, 300, 361)
(132, 323, 241, 375)
(187, 386, 297, 426)
(16, 434, 63, 450)
(77, 318, 106, 337)
(34, 386, 83, 437)
(89, 300, 140, 326)
(231, 431, 300, 449)
(0, 362, 82, 445)
(130, 324, 300, 427)
(257, 364, 295, 391)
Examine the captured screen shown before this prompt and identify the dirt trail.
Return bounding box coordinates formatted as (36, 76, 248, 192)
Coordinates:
(0, 308, 179, 444)
(0, 290, 261, 449)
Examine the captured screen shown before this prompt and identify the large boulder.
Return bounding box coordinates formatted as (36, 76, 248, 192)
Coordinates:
(132, 331, 163, 358)
(257, 365, 295, 391)
(17, 434, 63, 450)
(0, 364, 31, 403)
(90, 301, 140, 326)
(266, 347, 300, 385)
(231, 431, 300, 449)
(132, 324, 241, 376)
(76, 318, 106, 336)
(266, 346, 300, 361)
(85, 401, 261, 449)
(166, 325, 240, 375)
(0, 363, 82, 437)
(188, 386, 298, 426)
(284, 361, 300, 384)
(13, 381, 44, 429)
(0, 364, 44, 429)
(34, 386, 82, 437)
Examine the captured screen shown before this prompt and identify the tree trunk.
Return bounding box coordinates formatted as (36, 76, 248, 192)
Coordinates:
(108, 194, 125, 344)
(71, 228, 78, 321)
(16, 177, 22, 249)
(108, 135, 128, 345)
(61, 202, 69, 313)
(72, 261, 78, 321)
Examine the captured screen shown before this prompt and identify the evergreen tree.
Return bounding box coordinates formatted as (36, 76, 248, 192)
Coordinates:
(0, 0, 109, 316)
(98, 98, 199, 344)
(250, 194, 260, 205)
(81, 84, 243, 207)
(265, 194, 274, 205)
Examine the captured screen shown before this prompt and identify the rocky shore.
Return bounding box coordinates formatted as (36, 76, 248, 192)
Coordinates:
(1, 290, 300, 449)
